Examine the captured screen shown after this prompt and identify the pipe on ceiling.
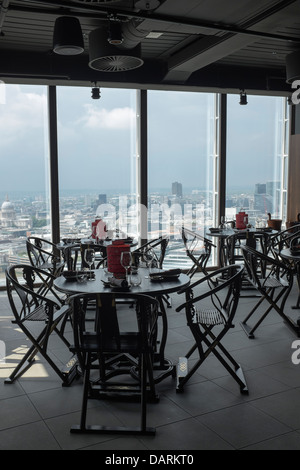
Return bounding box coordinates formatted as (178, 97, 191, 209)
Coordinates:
(0, 0, 10, 34)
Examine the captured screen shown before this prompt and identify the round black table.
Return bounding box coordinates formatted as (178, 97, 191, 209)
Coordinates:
(207, 227, 276, 267)
(54, 268, 190, 383)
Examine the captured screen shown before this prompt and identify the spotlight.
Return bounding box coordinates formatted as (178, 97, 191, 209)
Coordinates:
(239, 90, 248, 105)
(91, 86, 101, 99)
(53, 16, 84, 55)
(108, 20, 123, 45)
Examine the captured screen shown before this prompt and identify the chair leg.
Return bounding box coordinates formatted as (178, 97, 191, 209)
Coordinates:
(5, 322, 77, 386)
(177, 326, 248, 395)
(70, 352, 156, 435)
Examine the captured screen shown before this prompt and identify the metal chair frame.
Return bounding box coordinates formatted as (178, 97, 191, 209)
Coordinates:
(5, 264, 76, 385)
(180, 226, 216, 278)
(69, 292, 160, 435)
(176, 264, 248, 394)
(27, 236, 64, 277)
(240, 245, 297, 338)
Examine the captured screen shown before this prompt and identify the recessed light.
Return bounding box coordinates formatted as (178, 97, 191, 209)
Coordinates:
(146, 32, 163, 39)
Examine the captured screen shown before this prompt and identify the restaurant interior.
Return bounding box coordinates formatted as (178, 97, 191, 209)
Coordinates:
(2, 0, 300, 451)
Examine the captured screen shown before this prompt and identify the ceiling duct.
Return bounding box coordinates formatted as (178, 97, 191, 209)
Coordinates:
(89, 26, 144, 72)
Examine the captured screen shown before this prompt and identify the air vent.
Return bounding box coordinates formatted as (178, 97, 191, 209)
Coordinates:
(90, 53, 143, 72)
(89, 27, 144, 72)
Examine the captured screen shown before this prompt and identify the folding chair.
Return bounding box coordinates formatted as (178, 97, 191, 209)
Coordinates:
(27, 236, 65, 277)
(133, 236, 171, 307)
(240, 245, 297, 338)
(180, 226, 215, 278)
(268, 224, 300, 261)
(133, 236, 169, 269)
(69, 292, 159, 435)
(176, 264, 248, 394)
(5, 264, 77, 385)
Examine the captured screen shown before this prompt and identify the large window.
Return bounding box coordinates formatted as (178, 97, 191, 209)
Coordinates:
(148, 91, 218, 268)
(226, 94, 289, 227)
(0, 84, 50, 283)
(0, 85, 290, 284)
(56, 86, 138, 241)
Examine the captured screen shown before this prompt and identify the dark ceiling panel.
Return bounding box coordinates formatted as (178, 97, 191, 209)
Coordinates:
(0, 0, 299, 93)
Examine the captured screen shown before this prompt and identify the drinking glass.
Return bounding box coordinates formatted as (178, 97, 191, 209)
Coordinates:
(120, 251, 132, 285)
(130, 272, 142, 287)
(84, 248, 95, 280)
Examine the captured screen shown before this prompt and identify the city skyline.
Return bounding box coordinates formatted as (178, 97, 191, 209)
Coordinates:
(0, 84, 287, 194)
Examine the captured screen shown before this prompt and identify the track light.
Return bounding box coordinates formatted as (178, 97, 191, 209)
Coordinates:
(239, 90, 248, 105)
(91, 84, 101, 99)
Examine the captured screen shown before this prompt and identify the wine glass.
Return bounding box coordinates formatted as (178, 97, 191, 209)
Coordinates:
(84, 248, 95, 280)
(120, 251, 132, 285)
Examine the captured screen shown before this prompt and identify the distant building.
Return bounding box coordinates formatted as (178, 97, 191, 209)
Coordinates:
(0, 196, 16, 228)
(172, 182, 182, 198)
(93, 193, 107, 211)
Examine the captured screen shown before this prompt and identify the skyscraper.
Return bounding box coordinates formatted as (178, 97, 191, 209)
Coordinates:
(172, 182, 182, 198)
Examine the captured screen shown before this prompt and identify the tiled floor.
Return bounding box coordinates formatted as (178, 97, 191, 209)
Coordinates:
(1, 278, 300, 450)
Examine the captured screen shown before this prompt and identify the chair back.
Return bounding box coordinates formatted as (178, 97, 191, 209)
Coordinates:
(241, 244, 292, 290)
(80, 243, 106, 269)
(133, 236, 169, 269)
(6, 264, 61, 324)
(70, 292, 159, 368)
(26, 236, 64, 275)
(269, 225, 300, 259)
(177, 264, 244, 326)
(180, 226, 215, 277)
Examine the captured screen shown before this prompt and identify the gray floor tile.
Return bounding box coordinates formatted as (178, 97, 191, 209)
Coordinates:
(197, 402, 291, 449)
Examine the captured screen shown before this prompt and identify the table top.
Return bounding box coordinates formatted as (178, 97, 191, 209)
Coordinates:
(280, 248, 300, 261)
(54, 268, 190, 297)
(57, 238, 138, 250)
(207, 228, 276, 239)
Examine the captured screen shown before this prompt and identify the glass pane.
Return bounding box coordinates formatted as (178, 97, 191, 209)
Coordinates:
(226, 95, 288, 228)
(0, 84, 50, 285)
(148, 91, 217, 269)
(56, 86, 138, 262)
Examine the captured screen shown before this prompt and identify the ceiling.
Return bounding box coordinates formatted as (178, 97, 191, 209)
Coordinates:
(0, 0, 300, 95)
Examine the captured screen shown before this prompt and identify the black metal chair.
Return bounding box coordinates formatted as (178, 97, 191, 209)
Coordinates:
(69, 292, 159, 435)
(133, 236, 169, 269)
(240, 245, 297, 338)
(268, 224, 300, 261)
(80, 242, 107, 270)
(27, 236, 65, 277)
(176, 264, 248, 394)
(133, 236, 171, 307)
(5, 264, 76, 386)
(180, 226, 215, 278)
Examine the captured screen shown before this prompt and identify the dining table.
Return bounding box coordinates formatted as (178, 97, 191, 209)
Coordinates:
(54, 266, 190, 384)
(207, 227, 276, 267)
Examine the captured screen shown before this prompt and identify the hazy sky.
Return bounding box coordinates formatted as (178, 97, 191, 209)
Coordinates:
(0, 83, 286, 197)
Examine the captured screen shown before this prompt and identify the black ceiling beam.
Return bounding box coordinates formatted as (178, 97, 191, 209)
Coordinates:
(9, 0, 300, 44)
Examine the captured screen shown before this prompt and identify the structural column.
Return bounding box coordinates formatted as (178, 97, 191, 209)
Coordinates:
(137, 89, 148, 245)
(48, 86, 60, 244)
